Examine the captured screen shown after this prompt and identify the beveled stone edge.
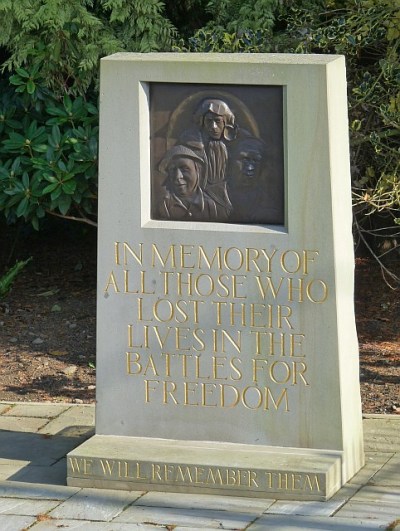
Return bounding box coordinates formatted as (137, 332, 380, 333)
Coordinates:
(67, 435, 343, 501)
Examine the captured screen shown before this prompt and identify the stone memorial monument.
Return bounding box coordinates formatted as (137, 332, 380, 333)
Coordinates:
(67, 53, 364, 500)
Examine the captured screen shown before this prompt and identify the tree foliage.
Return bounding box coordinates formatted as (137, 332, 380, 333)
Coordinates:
(0, 257, 31, 298)
(0, 0, 398, 276)
(0, 0, 176, 96)
(0, 0, 176, 230)
(204, 0, 278, 33)
(274, 0, 400, 274)
(164, 0, 210, 38)
(176, 0, 278, 52)
(101, 0, 177, 53)
(177, 0, 400, 274)
(0, 70, 99, 229)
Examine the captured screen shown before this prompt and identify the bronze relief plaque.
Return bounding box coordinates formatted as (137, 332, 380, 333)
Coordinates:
(150, 84, 284, 225)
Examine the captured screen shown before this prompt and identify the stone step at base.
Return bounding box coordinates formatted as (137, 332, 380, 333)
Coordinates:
(67, 435, 343, 501)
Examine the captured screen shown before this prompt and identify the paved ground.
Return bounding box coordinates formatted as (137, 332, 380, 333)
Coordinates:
(0, 402, 398, 530)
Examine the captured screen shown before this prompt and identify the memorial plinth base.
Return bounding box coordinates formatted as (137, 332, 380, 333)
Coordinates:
(67, 435, 343, 501)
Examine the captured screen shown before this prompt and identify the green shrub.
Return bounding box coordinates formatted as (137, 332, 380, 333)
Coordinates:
(0, 70, 99, 229)
(204, 0, 278, 33)
(0, 0, 398, 277)
(275, 0, 399, 268)
(177, 1, 399, 272)
(0, 0, 176, 97)
(175, 0, 278, 52)
(0, 257, 32, 298)
(0, 0, 177, 229)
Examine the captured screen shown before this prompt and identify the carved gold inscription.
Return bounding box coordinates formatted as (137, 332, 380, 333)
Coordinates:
(103, 243, 331, 414)
(68, 456, 323, 494)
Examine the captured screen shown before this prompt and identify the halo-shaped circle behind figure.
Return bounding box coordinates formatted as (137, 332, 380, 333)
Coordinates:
(166, 90, 260, 150)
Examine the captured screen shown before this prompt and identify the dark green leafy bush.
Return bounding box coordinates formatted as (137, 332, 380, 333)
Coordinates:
(0, 257, 32, 298)
(0, 0, 398, 282)
(175, 0, 278, 52)
(274, 0, 399, 276)
(0, 70, 98, 229)
(177, 0, 399, 277)
(0, 0, 177, 229)
(0, 0, 176, 96)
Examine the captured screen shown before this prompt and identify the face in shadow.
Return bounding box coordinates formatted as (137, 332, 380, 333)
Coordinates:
(231, 138, 266, 188)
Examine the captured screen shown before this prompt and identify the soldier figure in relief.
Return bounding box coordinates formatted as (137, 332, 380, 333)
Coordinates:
(157, 145, 229, 222)
(227, 137, 279, 224)
(179, 98, 236, 215)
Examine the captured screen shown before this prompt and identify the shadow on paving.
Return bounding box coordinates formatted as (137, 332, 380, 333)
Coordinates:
(0, 426, 93, 485)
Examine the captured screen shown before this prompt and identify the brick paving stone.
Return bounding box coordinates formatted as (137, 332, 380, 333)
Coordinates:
(335, 500, 400, 522)
(265, 483, 360, 517)
(173, 528, 239, 531)
(0, 480, 79, 500)
(39, 406, 94, 436)
(4, 403, 70, 418)
(369, 454, 400, 486)
(136, 491, 274, 513)
(9, 460, 67, 485)
(0, 462, 28, 481)
(48, 488, 142, 521)
(348, 485, 400, 504)
(32, 520, 163, 530)
(350, 452, 394, 485)
(0, 416, 48, 432)
(0, 514, 36, 530)
(266, 499, 341, 517)
(113, 504, 254, 529)
(0, 430, 86, 465)
(56, 405, 95, 421)
(363, 416, 400, 452)
(247, 514, 389, 529)
(0, 497, 60, 515)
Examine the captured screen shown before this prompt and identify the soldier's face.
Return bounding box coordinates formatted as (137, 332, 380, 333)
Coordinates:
(203, 112, 225, 140)
(235, 150, 263, 186)
(168, 157, 198, 197)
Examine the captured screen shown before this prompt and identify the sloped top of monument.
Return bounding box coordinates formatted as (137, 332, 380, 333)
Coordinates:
(102, 52, 344, 65)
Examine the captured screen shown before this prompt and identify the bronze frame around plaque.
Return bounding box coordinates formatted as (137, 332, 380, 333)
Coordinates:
(150, 83, 285, 225)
